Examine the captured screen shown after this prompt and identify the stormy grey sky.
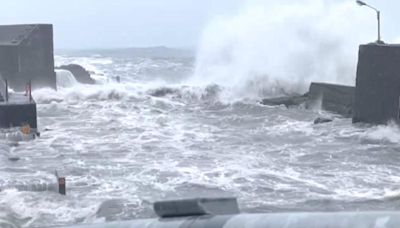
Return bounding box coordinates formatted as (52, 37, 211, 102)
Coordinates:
(0, 0, 397, 49)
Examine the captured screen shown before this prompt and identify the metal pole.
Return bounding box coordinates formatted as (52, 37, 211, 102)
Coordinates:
(377, 11, 381, 42)
(29, 80, 32, 102)
(357, 1, 383, 43)
(5, 79, 8, 102)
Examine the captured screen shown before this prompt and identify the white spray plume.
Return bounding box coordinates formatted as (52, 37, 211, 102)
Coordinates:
(191, 0, 375, 98)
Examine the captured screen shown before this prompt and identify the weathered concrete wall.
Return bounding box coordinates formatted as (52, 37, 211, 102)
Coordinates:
(0, 24, 56, 91)
(353, 44, 400, 124)
(306, 82, 354, 117)
(0, 46, 18, 88)
(18, 25, 56, 90)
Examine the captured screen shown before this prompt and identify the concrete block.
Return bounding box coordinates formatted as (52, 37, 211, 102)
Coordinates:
(306, 82, 354, 117)
(154, 197, 240, 218)
(57, 64, 95, 84)
(0, 94, 37, 129)
(353, 44, 400, 124)
(0, 24, 56, 91)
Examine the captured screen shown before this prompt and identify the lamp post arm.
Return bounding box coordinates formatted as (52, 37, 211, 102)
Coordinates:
(357, 1, 383, 43)
(364, 4, 379, 13)
(364, 3, 381, 42)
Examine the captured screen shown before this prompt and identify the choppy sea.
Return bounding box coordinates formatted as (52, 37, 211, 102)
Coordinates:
(1, 50, 400, 227)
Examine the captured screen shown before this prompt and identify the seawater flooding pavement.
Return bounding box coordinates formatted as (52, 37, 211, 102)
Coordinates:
(1, 54, 400, 227)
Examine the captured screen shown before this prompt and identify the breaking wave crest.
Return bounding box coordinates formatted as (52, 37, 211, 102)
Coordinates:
(32, 82, 226, 106)
(192, 0, 375, 98)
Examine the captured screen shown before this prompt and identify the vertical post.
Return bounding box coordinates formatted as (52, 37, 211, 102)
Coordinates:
(58, 177, 66, 195)
(55, 171, 66, 195)
(5, 79, 8, 102)
(377, 11, 381, 42)
(29, 80, 32, 103)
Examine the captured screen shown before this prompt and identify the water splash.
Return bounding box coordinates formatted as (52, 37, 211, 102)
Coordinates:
(56, 70, 78, 88)
(192, 0, 375, 98)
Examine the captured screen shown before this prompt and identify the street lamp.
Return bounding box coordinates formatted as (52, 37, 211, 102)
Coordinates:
(356, 0, 383, 43)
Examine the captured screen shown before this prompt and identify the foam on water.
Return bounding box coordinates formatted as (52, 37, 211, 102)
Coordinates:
(0, 189, 99, 227)
(0, 52, 398, 226)
(5, 84, 400, 226)
(361, 122, 400, 144)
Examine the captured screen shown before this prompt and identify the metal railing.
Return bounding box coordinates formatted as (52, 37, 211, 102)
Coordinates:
(0, 78, 33, 103)
(25, 80, 32, 103)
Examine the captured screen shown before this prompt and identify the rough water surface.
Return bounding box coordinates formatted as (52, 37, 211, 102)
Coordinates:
(1, 53, 400, 227)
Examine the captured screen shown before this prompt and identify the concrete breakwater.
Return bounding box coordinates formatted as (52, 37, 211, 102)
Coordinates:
(261, 82, 354, 118)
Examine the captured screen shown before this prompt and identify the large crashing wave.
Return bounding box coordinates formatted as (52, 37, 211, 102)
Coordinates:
(192, 0, 375, 98)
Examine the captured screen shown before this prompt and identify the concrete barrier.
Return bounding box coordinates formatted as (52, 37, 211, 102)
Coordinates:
(60, 198, 400, 228)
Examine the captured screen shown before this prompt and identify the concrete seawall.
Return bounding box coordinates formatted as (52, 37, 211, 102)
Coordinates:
(353, 44, 400, 124)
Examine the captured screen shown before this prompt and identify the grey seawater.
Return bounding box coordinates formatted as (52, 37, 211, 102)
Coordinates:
(1, 53, 400, 227)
